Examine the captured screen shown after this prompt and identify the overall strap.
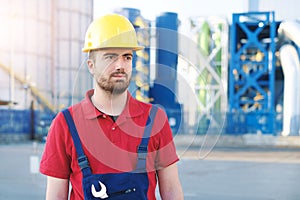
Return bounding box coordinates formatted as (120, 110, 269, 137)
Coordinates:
(62, 109, 92, 177)
(135, 105, 159, 172)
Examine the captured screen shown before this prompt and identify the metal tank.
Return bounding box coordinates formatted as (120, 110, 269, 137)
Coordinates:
(0, 0, 93, 140)
(0, 0, 93, 113)
(150, 12, 183, 134)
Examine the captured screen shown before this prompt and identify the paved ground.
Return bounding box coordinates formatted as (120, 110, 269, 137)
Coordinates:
(177, 147, 300, 200)
(0, 142, 300, 200)
(0, 142, 46, 200)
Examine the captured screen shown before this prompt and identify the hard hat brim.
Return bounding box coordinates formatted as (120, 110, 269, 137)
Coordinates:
(82, 46, 144, 53)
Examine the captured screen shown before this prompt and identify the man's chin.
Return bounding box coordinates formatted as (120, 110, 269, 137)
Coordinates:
(111, 84, 129, 94)
(111, 88, 127, 95)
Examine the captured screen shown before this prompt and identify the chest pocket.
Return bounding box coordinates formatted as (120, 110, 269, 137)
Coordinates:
(62, 105, 158, 200)
(83, 172, 148, 199)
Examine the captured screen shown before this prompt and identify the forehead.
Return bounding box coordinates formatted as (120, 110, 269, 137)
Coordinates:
(95, 48, 133, 56)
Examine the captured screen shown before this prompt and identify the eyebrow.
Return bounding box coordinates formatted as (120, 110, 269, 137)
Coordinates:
(123, 53, 133, 57)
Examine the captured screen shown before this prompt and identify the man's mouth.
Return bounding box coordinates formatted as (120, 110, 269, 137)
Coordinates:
(111, 73, 126, 78)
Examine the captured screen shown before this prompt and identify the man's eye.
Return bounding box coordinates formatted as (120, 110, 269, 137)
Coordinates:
(105, 55, 117, 61)
(125, 55, 132, 61)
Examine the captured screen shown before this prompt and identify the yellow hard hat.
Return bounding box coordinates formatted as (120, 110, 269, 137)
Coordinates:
(82, 14, 144, 52)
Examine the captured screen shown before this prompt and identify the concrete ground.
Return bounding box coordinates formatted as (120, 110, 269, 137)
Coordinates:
(176, 147, 300, 200)
(0, 140, 300, 200)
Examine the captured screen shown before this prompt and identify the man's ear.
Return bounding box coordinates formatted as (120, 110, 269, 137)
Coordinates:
(87, 59, 94, 74)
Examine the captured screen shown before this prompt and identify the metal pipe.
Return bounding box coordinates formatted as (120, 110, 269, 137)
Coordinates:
(279, 44, 300, 136)
(278, 20, 300, 47)
(278, 20, 300, 136)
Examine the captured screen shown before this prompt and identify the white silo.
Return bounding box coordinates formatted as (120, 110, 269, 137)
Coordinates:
(0, 0, 93, 113)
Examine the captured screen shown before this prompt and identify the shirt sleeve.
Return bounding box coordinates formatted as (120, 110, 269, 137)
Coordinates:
(153, 108, 179, 169)
(39, 112, 72, 179)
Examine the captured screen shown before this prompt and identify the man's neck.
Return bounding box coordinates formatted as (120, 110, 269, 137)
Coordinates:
(91, 87, 128, 116)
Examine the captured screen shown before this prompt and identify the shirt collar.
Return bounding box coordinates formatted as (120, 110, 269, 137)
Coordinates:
(81, 89, 145, 120)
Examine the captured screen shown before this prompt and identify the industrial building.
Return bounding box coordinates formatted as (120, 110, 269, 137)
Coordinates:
(1, 1, 300, 142)
(0, 0, 93, 141)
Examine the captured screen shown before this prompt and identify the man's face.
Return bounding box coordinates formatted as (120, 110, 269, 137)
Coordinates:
(88, 48, 133, 95)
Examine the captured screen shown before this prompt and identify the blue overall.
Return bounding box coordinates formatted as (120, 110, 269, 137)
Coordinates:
(62, 105, 158, 200)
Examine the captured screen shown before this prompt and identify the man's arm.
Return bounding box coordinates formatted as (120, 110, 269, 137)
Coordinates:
(45, 176, 69, 200)
(157, 162, 184, 200)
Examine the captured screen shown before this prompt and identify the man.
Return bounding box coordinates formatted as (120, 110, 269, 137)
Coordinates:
(40, 14, 183, 200)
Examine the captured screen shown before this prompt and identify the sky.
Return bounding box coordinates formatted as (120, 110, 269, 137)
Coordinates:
(93, 0, 300, 37)
(94, 0, 246, 20)
(93, 0, 300, 21)
(93, 0, 248, 36)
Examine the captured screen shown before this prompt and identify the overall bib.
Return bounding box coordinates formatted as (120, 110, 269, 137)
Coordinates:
(62, 105, 158, 200)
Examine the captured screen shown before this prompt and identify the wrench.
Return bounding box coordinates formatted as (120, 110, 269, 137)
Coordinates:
(91, 181, 108, 199)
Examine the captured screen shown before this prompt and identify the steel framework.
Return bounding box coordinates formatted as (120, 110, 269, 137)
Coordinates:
(229, 12, 277, 133)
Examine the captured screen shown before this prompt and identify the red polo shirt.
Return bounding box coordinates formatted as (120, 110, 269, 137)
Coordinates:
(40, 90, 179, 200)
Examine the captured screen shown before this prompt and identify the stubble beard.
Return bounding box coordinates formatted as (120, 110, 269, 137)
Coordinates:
(97, 73, 131, 95)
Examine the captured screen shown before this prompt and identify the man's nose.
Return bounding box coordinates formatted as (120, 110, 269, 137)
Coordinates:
(113, 56, 125, 70)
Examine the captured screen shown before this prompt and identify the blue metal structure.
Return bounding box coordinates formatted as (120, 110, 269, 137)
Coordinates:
(150, 12, 183, 134)
(229, 12, 277, 134)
